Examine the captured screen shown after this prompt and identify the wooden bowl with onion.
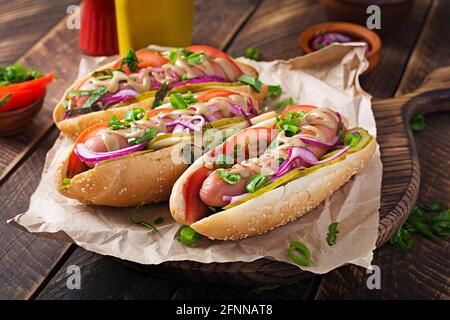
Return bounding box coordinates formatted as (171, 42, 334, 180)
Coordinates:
(299, 22, 382, 73)
(0, 94, 45, 136)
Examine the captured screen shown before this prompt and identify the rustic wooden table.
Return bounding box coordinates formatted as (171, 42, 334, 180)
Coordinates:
(0, 0, 449, 300)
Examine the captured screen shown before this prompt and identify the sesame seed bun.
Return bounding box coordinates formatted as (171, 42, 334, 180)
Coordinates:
(169, 123, 377, 240)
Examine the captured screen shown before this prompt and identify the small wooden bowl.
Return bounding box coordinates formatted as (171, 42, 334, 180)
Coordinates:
(0, 95, 45, 136)
(299, 22, 382, 73)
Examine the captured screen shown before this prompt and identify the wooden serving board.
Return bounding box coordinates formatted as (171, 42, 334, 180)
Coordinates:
(120, 67, 450, 285)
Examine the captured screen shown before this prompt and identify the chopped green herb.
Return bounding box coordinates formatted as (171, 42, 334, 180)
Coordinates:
(431, 210, 450, 236)
(185, 52, 208, 65)
(128, 207, 159, 233)
(57, 177, 72, 190)
(326, 222, 339, 246)
(214, 168, 241, 184)
(153, 82, 168, 108)
(108, 115, 130, 130)
(125, 108, 146, 122)
(0, 93, 12, 108)
(153, 217, 164, 225)
(422, 202, 444, 212)
(183, 91, 198, 105)
(121, 49, 140, 72)
(238, 75, 262, 93)
(215, 154, 234, 169)
(246, 173, 269, 193)
(390, 227, 413, 252)
(0, 64, 42, 86)
(267, 85, 282, 98)
(128, 128, 158, 145)
(66, 89, 95, 98)
(275, 111, 305, 136)
(252, 284, 281, 293)
(288, 240, 311, 266)
(81, 86, 108, 110)
(390, 203, 450, 252)
(168, 48, 208, 65)
(344, 132, 362, 147)
(181, 74, 188, 81)
(245, 47, 260, 61)
(170, 92, 188, 110)
(274, 97, 294, 109)
(410, 112, 425, 133)
(178, 226, 201, 245)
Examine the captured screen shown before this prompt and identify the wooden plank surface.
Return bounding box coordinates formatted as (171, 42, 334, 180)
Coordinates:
(0, 0, 77, 65)
(2, 0, 449, 300)
(36, 249, 179, 300)
(315, 0, 450, 299)
(228, 0, 431, 99)
(0, 129, 70, 299)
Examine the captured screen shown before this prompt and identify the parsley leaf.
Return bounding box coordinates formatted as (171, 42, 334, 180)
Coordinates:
(410, 112, 425, 133)
(274, 97, 294, 109)
(127, 128, 157, 145)
(153, 82, 168, 108)
(0, 64, 42, 86)
(267, 85, 282, 98)
(108, 115, 131, 130)
(326, 222, 339, 246)
(128, 207, 159, 233)
(245, 47, 260, 61)
(238, 75, 262, 93)
(81, 86, 108, 110)
(214, 169, 241, 184)
(121, 49, 140, 72)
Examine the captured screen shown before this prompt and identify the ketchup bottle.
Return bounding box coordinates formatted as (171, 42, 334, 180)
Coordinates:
(79, 0, 119, 56)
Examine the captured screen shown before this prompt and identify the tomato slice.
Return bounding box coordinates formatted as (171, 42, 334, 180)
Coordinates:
(113, 50, 168, 73)
(66, 123, 109, 178)
(280, 105, 317, 119)
(146, 107, 173, 118)
(196, 89, 236, 102)
(187, 45, 243, 78)
(183, 167, 213, 224)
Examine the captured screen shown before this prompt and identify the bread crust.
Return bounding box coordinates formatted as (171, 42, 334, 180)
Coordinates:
(53, 60, 260, 137)
(170, 135, 377, 240)
(56, 145, 189, 206)
(55, 111, 275, 207)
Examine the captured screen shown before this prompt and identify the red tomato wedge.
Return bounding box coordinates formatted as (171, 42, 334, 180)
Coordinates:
(146, 107, 173, 118)
(113, 50, 168, 73)
(187, 45, 243, 78)
(66, 123, 109, 178)
(280, 105, 317, 119)
(183, 167, 213, 224)
(196, 89, 236, 102)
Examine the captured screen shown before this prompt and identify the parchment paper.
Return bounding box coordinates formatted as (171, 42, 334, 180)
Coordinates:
(9, 43, 382, 274)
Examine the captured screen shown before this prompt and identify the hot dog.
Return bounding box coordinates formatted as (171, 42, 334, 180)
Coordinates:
(53, 45, 265, 137)
(55, 88, 274, 207)
(170, 105, 376, 239)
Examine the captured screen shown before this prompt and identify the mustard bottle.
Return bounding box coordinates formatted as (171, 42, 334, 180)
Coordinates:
(115, 0, 194, 55)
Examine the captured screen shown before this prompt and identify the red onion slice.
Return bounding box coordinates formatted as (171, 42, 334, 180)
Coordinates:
(75, 142, 146, 164)
(99, 88, 138, 108)
(222, 193, 250, 204)
(299, 135, 338, 148)
(275, 145, 350, 177)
